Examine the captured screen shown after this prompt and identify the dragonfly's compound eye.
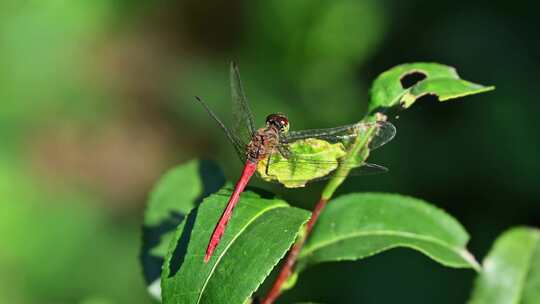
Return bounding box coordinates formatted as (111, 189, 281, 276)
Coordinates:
(266, 113, 289, 132)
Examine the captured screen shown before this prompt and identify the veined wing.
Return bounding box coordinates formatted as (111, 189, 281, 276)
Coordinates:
(258, 144, 389, 188)
(266, 158, 389, 175)
(230, 62, 256, 144)
(194, 62, 257, 163)
(259, 121, 395, 187)
(259, 156, 388, 187)
(280, 121, 396, 151)
(195, 96, 247, 162)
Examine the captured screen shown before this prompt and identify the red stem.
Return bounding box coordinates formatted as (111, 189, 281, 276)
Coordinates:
(261, 197, 328, 304)
(205, 161, 257, 263)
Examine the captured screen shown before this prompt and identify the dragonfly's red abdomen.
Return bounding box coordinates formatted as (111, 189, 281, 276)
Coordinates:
(204, 161, 258, 263)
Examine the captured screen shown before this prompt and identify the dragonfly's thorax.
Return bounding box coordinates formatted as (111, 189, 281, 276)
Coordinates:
(246, 126, 281, 163)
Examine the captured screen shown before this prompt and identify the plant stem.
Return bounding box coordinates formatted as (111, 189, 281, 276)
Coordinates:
(321, 126, 375, 200)
(261, 122, 379, 304)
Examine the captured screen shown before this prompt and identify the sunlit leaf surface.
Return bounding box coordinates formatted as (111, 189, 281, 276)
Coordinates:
(296, 193, 479, 274)
(469, 227, 540, 304)
(161, 188, 310, 304)
(257, 138, 346, 188)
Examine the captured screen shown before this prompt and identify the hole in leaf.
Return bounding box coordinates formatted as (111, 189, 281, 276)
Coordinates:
(400, 71, 427, 89)
(416, 93, 439, 104)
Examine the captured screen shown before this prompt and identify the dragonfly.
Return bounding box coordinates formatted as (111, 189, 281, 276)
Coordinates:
(196, 62, 396, 263)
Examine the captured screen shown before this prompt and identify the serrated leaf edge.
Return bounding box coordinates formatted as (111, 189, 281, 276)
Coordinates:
(248, 209, 310, 302)
(195, 201, 300, 304)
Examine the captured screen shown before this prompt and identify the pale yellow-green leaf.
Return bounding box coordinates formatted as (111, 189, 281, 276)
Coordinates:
(256, 138, 346, 188)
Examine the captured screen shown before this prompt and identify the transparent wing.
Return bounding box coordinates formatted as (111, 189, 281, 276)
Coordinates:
(259, 159, 388, 185)
(195, 96, 247, 162)
(230, 62, 256, 144)
(281, 121, 396, 151)
(368, 122, 397, 150)
(259, 143, 389, 186)
(261, 121, 395, 186)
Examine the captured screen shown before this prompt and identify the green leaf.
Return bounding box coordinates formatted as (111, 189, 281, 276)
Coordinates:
(161, 188, 310, 304)
(296, 193, 479, 274)
(468, 227, 540, 304)
(257, 138, 346, 188)
(141, 160, 225, 292)
(144, 160, 225, 227)
(79, 298, 115, 304)
(368, 62, 494, 113)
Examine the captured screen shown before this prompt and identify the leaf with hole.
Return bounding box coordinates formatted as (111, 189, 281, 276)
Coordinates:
(468, 227, 540, 304)
(161, 188, 310, 304)
(368, 62, 494, 113)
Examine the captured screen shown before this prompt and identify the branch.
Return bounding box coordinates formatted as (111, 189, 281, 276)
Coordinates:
(261, 115, 384, 304)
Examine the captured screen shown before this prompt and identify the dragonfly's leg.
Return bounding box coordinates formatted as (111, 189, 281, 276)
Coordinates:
(277, 145, 292, 159)
(265, 145, 291, 178)
(265, 153, 272, 176)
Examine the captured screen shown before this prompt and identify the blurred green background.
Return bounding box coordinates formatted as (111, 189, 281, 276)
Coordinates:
(1, 0, 538, 303)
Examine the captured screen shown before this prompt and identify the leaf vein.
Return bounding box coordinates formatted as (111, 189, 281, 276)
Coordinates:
(195, 201, 289, 303)
(300, 230, 464, 259)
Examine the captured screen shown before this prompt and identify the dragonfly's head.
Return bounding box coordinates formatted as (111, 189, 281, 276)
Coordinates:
(266, 113, 289, 133)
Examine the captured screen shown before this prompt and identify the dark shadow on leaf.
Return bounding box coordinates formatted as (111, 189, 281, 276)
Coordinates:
(246, 186, 276, 199)
(400, 71, 427, 88)
(140, 159, 225, 283)
(194, 159, 226, 206)
(141, 211, 184, 283)
(161, 186, 273, 278)
(168, 206, 199, 278)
